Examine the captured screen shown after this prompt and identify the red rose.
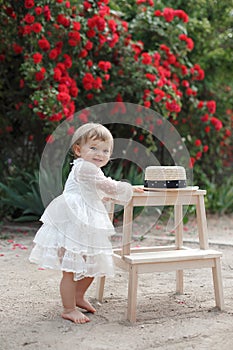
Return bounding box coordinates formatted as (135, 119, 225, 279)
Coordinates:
(186, 38, 194, 50)
(85, 40, 93, 51)
(35, 71, 45, 81)
(195, 139, 202, 147)
(32, 22, 42, 33)
(153, 88, 165, 102)
(63, 54, 72, 68)
(163, 8, 175, 22)
(33, 52, 43, 64)
(182, 80, 189, 87)
(121, 21, 128, 32)
(44, 5, 51, 21)
(108, 33, 119, 48)
(154, 10, 162, 17)
(78, 49, 88, 58)
(189, 157, 195, 168)
(86, 93, 94, 100)
(49, 113, 63, 122)
(201, 113, 209, 122)
(69, 86, 78, 97)
(58, 84, 69, 93)
(179, 34, 194, 51)
(82, 73, 94, 90)
(203, 145, 209, 152)
(206, 100, 216, 114)
(73, 21, 81, 30)
(180, 64, 188, 75)
(86, 29, 95, 38)
(108, 19, 117, 32)
(13, 43, 23, 54)
(35, 7, 43, 15)
(160, 44, 170, 53)
(53, 67, 62, 81)
(174, 10, 189, 23)
(144, 101, 151, 108)
(145, 73, 156, 82)
(196, 151, 202, 160)
(83, 1, 92, 10)
(56, 63, 66, 72)
(57, 14, 70, 27)
(38, 37, 50, 51)
(49, 48, 59, 60)
(225, 129, 231, 137)
(98, 61, 111, 72)
(186, 88, 195, 96)
(24, 0, 35, 9)
(197, 101, 204, 109)
(57, 92, 71, 105)
(211, 117, 223, 131)
(24, 13, 35, 24)
(86, 60, 93, 68)
(166, 100, 181, 113)
(93, 77, 102, 89)
(68, 31, 80, 41)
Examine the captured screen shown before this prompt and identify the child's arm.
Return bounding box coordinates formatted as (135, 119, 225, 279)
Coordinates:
(75, 161, 137, 203)
(133, 186, 144, 193)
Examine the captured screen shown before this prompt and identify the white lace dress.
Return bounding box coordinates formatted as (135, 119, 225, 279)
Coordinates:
(29, 159, 133, 281)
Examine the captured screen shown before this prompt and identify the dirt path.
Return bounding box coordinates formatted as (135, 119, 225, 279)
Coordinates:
(0, 214, 233, 350)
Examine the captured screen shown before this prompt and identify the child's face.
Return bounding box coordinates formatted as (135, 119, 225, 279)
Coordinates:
(74, 138, 112, 168)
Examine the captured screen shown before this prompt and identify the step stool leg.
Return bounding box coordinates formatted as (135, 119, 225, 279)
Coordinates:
(212, 257, 224, 310)
(96, 276, 106, 302)
(176, 270, 184, 294)
(127, 265, 138, 323)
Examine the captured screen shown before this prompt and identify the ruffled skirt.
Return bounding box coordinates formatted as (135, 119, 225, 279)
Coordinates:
(29, 194, 115, 281)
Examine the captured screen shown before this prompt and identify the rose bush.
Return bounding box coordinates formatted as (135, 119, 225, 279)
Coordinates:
(0, 0, 230, 176)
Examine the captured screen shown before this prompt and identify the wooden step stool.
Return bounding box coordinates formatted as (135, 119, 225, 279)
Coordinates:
(96, 187, 224, 323)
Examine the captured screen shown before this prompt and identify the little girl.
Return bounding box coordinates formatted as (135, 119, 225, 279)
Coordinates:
(29, 123, 142, 324)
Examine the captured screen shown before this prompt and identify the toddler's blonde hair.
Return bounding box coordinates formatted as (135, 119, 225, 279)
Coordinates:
(71, 123, 113, 158)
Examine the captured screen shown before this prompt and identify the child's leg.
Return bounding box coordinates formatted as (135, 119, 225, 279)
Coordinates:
(75, 277, 96, 313)
(60, 271, 90, 324)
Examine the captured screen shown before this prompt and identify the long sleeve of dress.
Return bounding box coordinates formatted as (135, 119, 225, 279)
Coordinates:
(73, 160, 133, 204)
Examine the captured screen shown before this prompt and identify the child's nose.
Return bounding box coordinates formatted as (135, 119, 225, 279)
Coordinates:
(96, 149, 103, 156)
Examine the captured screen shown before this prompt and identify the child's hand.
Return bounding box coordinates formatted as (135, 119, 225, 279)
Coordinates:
(133, 186, 144, 193)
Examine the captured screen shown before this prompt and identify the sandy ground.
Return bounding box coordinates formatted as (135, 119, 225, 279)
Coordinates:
(0, 213, 233, 350)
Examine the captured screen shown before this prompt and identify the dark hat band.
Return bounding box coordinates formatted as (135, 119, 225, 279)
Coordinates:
(144, 180, 187, 189)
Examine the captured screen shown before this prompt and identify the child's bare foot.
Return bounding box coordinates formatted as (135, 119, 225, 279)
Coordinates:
(61, 308, 90, 324)
(76, 298, 96, 313)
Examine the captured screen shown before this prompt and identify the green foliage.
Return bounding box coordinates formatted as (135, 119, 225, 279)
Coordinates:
(193, 163, 233, 214)
(205, 177, 233, 215)
(0, 170, 44, 222)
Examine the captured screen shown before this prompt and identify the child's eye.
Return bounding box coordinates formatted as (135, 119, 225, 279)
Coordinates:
(90, 146, 97, 151)
(104, 149, 110, 154)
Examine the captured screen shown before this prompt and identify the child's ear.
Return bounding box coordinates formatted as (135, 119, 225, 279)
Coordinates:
(73, 144, 81, 157)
